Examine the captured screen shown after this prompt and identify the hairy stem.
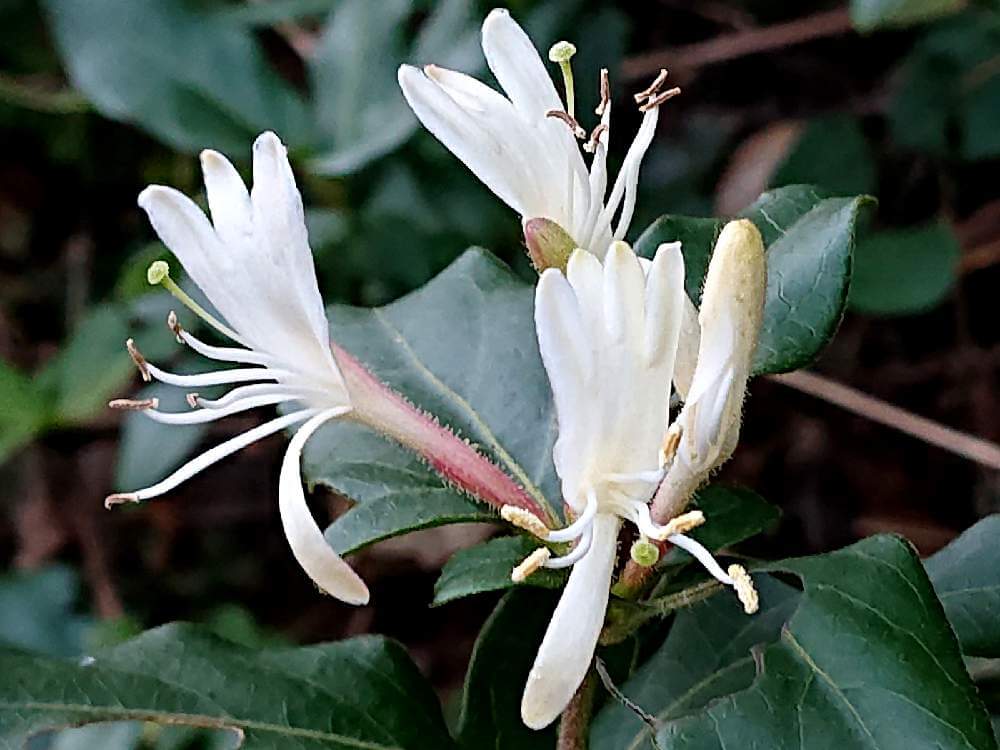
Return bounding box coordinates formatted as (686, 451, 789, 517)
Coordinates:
(557, 669, 598, 750)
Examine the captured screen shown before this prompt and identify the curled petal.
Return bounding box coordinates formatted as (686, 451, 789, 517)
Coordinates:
(279, 407, 369, 605)
(521, 514, 620, 729)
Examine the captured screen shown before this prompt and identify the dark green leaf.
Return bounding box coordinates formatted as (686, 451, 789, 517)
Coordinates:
(0, 566, 91, 657)
(636, 186, 874, 375)
(599, 534, 994, 749)
(456, 589, 557, 750)
(0, 624, 457, 750)
(772, 116, 877, 196)
(433, 535, 567, 606)
(850, 0, 964, 31)
(307, 249, 559, 553)
(961, 75, 1000, 160)
(591, 576, 800, 750)
(926, 515, 1000, 658)
(0, 358, 48, 463)
(43, 0, 311, 153)
(849, 222, 959, 316)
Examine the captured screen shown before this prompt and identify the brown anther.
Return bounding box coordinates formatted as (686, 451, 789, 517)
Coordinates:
(546, 109, 587, 139)
(583, 123, 609, 153)
(108, 397, 159, 411)
(595, 68, 610, 117)
(125, 338, 151, 382)
(639, 87, 681, 112)
(659, 425, 683, 468)
(104, 493, 140, 509)
(633, 68, 669, 103)
(186, 393, 200, 409)
(167, 310, 183, 342)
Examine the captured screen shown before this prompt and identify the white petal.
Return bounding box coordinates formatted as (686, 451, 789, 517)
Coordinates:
(200, 149, 253, 249)
(481, 8, 561, 120)
(673, 293, 700, 400)
(520, 513, 620, 730)
(643, 242, 686, 366)
(565, 248, 605, 335)
(279, 407, 370, 604)
(535, 268, 593, 390)
(602, 242, 645, 345)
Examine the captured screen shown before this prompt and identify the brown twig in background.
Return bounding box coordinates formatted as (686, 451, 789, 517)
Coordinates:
(771, 370, 1000, 471)
(621, 7, 854, 80)
(249, 0, 318, 58)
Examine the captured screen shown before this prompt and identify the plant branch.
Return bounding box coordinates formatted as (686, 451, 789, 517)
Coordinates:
(770, 370, 1000, 471)
(557, 669, 598, 750)
(621, 7, 854, 80)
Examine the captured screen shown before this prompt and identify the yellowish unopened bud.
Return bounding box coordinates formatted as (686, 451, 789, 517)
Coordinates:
(523, 218, 577, 272)
(630, 538, 660, 567)
(147, 260, 170, 285)
(512, 547, 551, 582)
(728, 564, 759, 615)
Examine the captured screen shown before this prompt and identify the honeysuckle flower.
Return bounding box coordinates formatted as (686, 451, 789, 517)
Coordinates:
(107, 132, 546, 606)
(398, 8, 678, 264)
(505, 241, 758, 730)
(652, 219, 767, 522)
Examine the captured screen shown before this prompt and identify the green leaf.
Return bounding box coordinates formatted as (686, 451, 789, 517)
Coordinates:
(433, 535, 567, 606)
(456, 589, 557, 750)
(307, 249, 559, 553)
(849, 223, 960, 316)
(0, 358, 48, 463)
(308, 0, 478, 175)
(636, 186, 874, 375)
(597, 534, 995, 749)
(926, 515, 1000, 658)
(0, 566, 91, 657)
(591, 576, 800, 750)
(772, 116, 877, 196)
(43, 0, 311, 153)
(0, 624, 457, 749)
(850, 0, 964, 31)
(961, 75, 1000, 160)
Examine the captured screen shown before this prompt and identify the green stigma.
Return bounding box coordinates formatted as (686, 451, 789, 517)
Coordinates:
(630, 538, 660, 567)
(548, 40, 578, 117)
(143, 260, 238, 342)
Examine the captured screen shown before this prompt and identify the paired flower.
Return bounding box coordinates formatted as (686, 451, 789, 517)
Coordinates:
(398, 8, 677, 265)
(506, 241, 759, 730)
(108, 132, 543, 606)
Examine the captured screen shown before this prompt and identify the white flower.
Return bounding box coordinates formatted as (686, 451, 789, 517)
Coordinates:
(397, 8, 676, 260)
(654, 219, 767, 517)
(106, 131, 369, 606)
(511, 241, 757, 730)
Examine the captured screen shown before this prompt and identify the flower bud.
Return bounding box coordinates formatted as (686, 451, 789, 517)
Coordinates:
(523, 217, 577, 272)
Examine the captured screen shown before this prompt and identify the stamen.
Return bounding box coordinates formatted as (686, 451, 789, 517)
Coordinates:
(667, 532, 731, 583)
(639, 87, 681, 113)
(501, 505, 552, 539)
(105, 492, 139, 508)
(146, 260, 243, 344)
(512, 547, 551, 583)
(548, 41, 578, 117)
(193, 383, 324, 410)
(186, 392, 200, 408)
(546, 109, 586, 140)
(546, 486, 599, 543)
(633, 69, 670, 103)
(173, 320, 274, 367)
(583, 124, 608, 154)
(543, 525, 593, 569)
(143, 361, 289, 388)
(659, 424, 683, 468)
(167, 310, 183, 343)
(126, 339, 151, 382)
(662, 509, 705, 536)
(109, 397, 159, 411)
(595, 68, 610, 116)
(140, 393, 299, 425)
(728, 564, 759, 614)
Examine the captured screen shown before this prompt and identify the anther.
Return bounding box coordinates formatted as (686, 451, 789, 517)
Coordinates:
(109, 397, 159, 411)
(583, 123, 608, 153)
(546, 110, 586, 139)
(186, 392, 200, 409)
(659, 424, 682, 467)
(125, 339, 151, 382)
(633, 69, 670, 103)
(104, 493, 140, 509)
(501, 505, 551, 539)
(167, 310, 183, 342)
(512, 547, 551, 583)
(663, 509, 705, 536)
(595, 68, 610, 117)
(728, 564, 759, 615)
(639, 87, 681, 112)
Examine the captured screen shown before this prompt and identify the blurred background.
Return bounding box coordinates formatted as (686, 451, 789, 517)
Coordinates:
(1, 0, 999, 743)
